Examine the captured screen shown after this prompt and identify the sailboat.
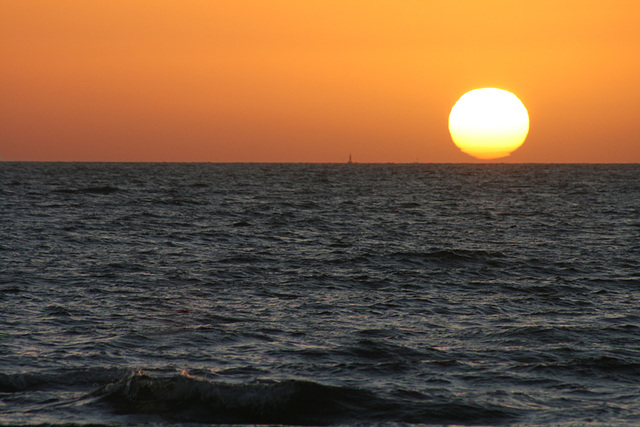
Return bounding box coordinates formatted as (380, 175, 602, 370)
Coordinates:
(348, 154, 353, 164)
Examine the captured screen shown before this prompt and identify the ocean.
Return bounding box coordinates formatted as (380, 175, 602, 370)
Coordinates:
(1, 162, 639, 426)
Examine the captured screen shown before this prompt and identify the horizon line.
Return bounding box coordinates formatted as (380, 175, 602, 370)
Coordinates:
(2, 160, 639, 165)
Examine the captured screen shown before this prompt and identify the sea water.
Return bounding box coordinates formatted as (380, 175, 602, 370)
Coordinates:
(1, 163, 639, 426)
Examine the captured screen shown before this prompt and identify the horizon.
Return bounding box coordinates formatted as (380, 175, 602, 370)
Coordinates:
(3, 160, 639, 165)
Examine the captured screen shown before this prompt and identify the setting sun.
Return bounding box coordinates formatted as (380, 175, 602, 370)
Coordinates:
(448, 88, 529, 160)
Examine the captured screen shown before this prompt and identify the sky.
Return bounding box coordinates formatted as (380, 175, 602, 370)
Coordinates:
(1, 1, 638, 163)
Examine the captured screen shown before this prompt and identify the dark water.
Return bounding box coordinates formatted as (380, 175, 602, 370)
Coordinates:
(1, 163, 640, 426)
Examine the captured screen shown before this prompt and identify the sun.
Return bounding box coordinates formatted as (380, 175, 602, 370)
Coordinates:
(448, 88, 529, 160)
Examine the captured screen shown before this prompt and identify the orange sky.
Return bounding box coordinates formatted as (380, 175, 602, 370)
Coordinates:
(1, 1, 638, 162)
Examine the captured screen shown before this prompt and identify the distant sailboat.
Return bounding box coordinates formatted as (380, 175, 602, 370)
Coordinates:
(348, 154, 353, 164)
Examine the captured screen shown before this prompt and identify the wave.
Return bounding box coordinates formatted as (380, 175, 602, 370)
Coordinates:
(54, 185, 121, 195)
(523, 354, 640, 381)
(92, 371, 520, 425)
(94, 373, 379, 425)
(390, 248, 508, 268)
(0, 367, 129, 393)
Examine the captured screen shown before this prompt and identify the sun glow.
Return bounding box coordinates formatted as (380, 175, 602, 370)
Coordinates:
(449, 88, 529, 160)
